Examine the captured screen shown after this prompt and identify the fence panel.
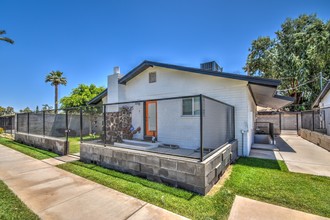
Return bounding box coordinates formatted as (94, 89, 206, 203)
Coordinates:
(202, 96, 235, 160)
(0, 116, 15, 134)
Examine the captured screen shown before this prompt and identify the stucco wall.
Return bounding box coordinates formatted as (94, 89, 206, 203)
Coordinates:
(109, 66, 252, 156)
(320, 90, 330, 108)
(158, 99, 200, 149)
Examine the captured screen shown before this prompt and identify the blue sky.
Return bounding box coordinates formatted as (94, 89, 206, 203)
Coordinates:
(1, 0, 329, 111)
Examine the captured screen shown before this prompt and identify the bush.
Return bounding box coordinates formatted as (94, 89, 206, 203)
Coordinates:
(0, 127, 4, 134)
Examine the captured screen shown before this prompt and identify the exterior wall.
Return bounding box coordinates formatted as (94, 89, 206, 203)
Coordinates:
(130, 103, 144, 140)
(320, 90, 330, 108)
(80, 140, 238, 195)
(109, 67, 252, 156)
(15, 132, 67, 155)
(158, 99, 199, 149)
(246, 89, 257, 156)
(299, 128, 330, 151)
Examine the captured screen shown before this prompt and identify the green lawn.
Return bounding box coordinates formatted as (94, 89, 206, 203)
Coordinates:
(69, 135, 100, 154)
(0, 137, 58, 160)
(68, 137, 80, 154)
(0, 180, 39, 220)
(58, 158, 330, 220)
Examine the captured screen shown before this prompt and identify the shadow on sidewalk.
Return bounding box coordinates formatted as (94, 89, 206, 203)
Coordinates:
(275, 136, 296, 153)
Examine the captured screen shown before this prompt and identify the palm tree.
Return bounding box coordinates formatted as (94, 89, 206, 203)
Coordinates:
(45, 71, 67, 114)
(0, 30, 14, 44)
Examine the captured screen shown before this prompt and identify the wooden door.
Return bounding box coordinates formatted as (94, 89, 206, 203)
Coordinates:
(146, 101, 157, 137)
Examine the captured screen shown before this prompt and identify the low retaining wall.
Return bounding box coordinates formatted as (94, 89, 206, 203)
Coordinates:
(15, 132, 68, 155)
(298, 129, 330, 151)
(80, 140, 238, 195)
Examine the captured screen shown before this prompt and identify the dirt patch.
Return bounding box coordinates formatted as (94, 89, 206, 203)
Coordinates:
(207, 165, 233, 196)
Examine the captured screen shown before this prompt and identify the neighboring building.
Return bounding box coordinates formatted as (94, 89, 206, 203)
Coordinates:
(90, 60, 293, 156)
(312, 81, 330, 109)
(311, 81, 330, 135)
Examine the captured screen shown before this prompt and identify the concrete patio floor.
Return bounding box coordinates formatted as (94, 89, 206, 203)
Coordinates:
(228, 196, 328, 220)
(0, 144, 188, 220)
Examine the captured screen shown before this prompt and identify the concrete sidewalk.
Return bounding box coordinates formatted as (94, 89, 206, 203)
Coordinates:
(228, 196, 328, 220)
(0, 145, 188, 220)
(276, 134, 330, 177)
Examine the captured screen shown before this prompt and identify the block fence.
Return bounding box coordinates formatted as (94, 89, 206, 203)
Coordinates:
(80, 140, 238, 195)
(298, 129, 330, 151)
(15, 133, 68, 155)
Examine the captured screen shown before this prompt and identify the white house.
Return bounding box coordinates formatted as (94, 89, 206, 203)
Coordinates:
(89, 60, 293, 156)
(312, 81, 330, 135)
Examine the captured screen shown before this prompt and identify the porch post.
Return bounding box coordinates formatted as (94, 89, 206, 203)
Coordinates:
(80, 107, 83, 143)
(16, 114, 19, 133)
(27, 113, 30, 134)
(312, 111, 315, 131)
(103, 105, 107, 147)
(43, 111, 45, 136)
(199, 94, 203, 162)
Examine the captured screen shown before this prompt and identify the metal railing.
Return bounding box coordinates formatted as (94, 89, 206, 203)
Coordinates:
(0, 115, 15, 135)
(14, 94, 236, 161)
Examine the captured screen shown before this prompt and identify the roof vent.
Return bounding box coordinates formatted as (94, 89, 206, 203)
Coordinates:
(200, 61, 223, 72)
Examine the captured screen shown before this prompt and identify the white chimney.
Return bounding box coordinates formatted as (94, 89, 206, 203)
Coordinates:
(114, 66, 120, 74)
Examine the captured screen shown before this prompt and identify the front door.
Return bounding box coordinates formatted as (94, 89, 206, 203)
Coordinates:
(146, 101, 157, 137)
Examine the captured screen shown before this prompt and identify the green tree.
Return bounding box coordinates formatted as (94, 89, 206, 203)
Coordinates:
(20, 107, 32, 113)
(0, 106, 15, 116)
(244, 14, 330, 110)
(60, 84, 105, 109)
(0, 30, 14, 44)
(5, 106, 14, 115)
(0, 106, 5, 116)
(42, 104, 53, 111)
(45, 71, 67, 114)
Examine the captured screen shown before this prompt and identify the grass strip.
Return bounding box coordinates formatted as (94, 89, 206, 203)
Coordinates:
(0, 137, 58, 160)
(58, 158, 330, 219)
(0, 180, 39, 220)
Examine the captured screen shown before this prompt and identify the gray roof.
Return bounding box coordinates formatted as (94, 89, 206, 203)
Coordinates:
(87, 89, 107, 105)
(119, 60, 281, 87)
(88, 60, 293, 108)
(312, 81, 330, 108)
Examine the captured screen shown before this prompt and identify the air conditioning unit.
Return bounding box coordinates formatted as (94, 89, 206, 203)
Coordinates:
(200, 61, 223, 72)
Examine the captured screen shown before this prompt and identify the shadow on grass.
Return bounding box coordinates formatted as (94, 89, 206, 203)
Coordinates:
(236, 157, 287, 171)
(68, 161, 197, 200)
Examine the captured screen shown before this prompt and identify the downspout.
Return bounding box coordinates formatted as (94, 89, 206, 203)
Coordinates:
(241, 129, 248, 156)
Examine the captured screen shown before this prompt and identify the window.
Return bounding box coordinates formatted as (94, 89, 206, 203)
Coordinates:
(149, 72, 156, 83)
(182, 97, 200, 116)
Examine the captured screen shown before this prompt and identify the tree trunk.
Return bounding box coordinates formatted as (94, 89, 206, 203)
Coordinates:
(55, 85, 58, 114)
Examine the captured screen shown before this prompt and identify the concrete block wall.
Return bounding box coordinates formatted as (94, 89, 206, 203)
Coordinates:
(80, 140, 238, 195)
(15, 132, 68, 155)
(299, 129, 330, 151)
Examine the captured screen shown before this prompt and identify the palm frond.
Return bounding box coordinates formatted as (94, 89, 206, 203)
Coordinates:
(0, 37, 14, 44)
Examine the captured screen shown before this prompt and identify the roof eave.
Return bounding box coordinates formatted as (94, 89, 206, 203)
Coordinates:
(118, 60, 281, 87)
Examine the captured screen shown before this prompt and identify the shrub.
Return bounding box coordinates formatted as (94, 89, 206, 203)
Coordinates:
(0, 127, 4, 134)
